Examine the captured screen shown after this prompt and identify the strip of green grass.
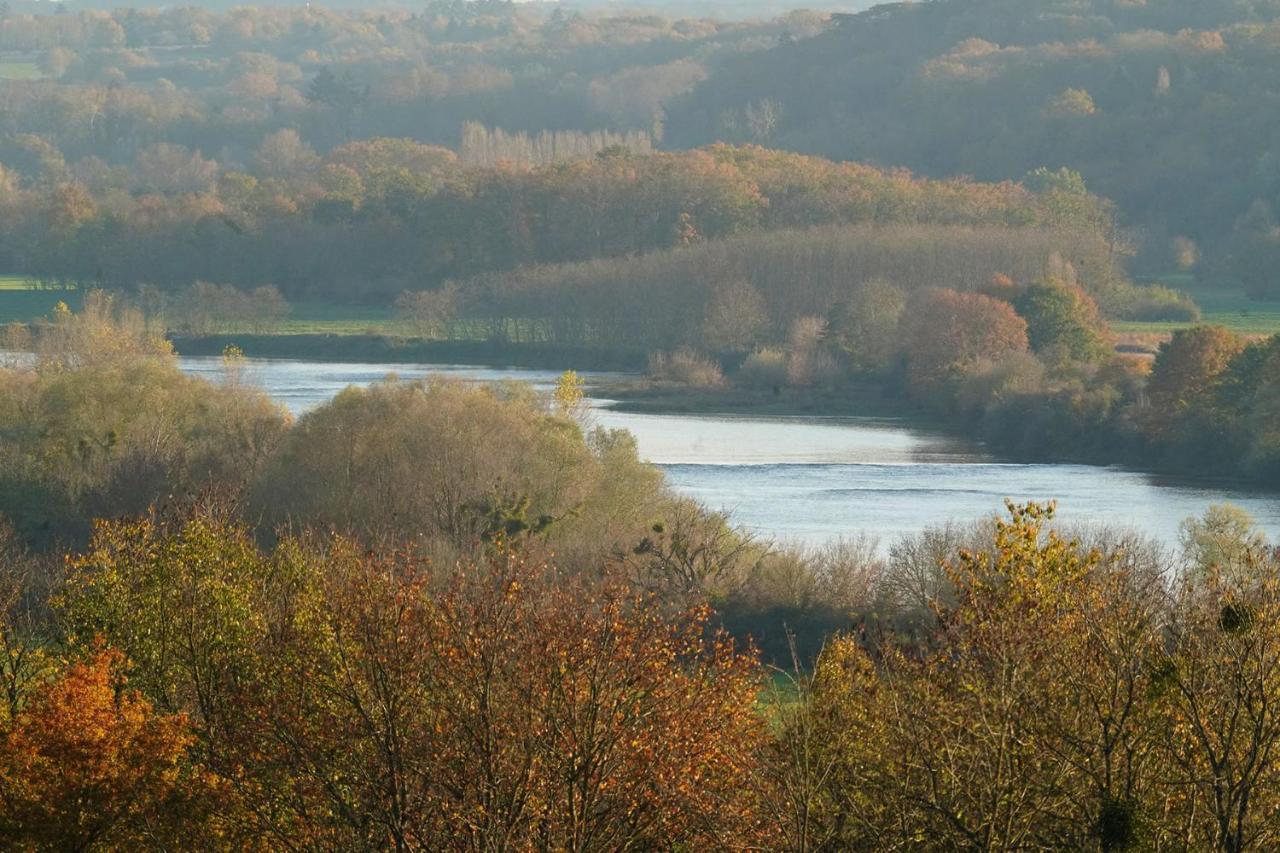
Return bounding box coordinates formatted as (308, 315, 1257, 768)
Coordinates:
(0, 62, 42, 80)
(271, 301, 400, 335)
(1116, 284, 1280, 337)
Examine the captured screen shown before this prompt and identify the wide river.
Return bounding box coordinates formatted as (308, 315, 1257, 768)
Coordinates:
(179, 356, 1280, 548)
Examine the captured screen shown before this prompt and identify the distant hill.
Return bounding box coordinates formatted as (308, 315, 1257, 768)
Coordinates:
(664, 0, 1280, 284)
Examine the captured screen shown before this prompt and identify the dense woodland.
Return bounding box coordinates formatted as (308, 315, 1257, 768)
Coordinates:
(2, 302, 1280, 849)
(668, 0, 1280, 287)
(5, 0, 1280, 285)
(0, 139, 1122, 300)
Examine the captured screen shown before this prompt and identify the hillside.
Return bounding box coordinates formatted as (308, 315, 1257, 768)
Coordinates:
(666, 0, 1280, 290)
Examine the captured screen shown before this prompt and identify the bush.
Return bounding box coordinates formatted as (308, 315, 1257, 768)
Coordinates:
(735, 348, 789, 388)
(1115, 285, 1201, 322)
(647, 348, 726, 388)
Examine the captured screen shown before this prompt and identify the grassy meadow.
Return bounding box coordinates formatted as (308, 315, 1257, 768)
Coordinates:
(1114, 275, 1280, 338)
(0, 277, 82, 325)
(0, 60, 42, 80)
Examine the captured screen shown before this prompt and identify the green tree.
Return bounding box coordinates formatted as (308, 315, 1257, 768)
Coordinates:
(1013, 278, 1110, 363)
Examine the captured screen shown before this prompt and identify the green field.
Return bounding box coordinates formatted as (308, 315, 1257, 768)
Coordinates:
(0, 61, 43, 80)
(1115, 277, 1280, 338)
(272, 301, 399, 335)
(0, 280, 390, 333)
(0, 278, 81, 325)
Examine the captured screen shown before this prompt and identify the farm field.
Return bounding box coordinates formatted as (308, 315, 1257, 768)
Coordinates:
(0, 278, 81, 324)
(1114, 277, 1280, 338)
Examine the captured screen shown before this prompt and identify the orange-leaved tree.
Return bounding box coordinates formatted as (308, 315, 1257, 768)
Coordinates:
(0, 646, 206, 850)
(901, 288, 1029, 389)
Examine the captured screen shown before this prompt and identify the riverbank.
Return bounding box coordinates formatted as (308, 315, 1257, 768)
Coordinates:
(168, 333, 648, 372)
(169, 331, 1280, 492)
(596, 379, 914, 420)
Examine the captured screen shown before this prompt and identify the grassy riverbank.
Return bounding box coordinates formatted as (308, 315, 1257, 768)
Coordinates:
(168, 333, 649, 372)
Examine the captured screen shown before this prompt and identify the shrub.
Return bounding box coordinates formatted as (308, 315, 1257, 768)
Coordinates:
(647, 348, 726, 388)
(1115, 285, 1201, 322)
(736, 347, 789, 389)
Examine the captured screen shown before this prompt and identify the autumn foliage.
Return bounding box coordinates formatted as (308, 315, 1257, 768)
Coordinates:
(901, 288, 1030, 387)
(7, 489, 1280, 848)
(55, 507, 770, 849)
(0, 647, 200, 851)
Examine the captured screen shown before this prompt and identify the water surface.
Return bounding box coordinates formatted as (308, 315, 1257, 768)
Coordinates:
(178, 356, 1280, 547)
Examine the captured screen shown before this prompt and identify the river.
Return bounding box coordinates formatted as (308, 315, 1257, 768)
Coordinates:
(178, 356, 1280, 549)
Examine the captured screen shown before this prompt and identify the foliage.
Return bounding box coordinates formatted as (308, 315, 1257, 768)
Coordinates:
(0, 137, 1121, 302)
(1144, 325, 1246, 434)
(55, 502, 772, 848)
(901, 288, 1029, 388)
(1014, 278, 1111, 363)
(0, 646, 204, 851)
(667, 0, 1280, 280)
(253, 377, 669, 564)
(774, 501, 1280, 850)
(647, 348, 726, 388)
(0, 300, 289, 545)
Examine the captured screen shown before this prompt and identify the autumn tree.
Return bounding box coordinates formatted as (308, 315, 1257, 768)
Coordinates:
(796, 503, 1167, 850)
(901, 288, 1029, 389)
(0, 522, 51, 725)
(1157, 554, 1280, 851)
(1144, 325, 1245, 438)
(1013, 278, 1110, 364)
(0, 647, 204, 850)
(826, 278, 907, 375)
(57, 501, 771, 849)
(701, 278, 769, 352)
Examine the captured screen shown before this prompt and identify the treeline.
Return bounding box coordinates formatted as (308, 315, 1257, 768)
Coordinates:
(458, 121, 654, 167)
(6, 302, 1280, 847)
(0, 2, 798, 164)
(0, 143, 1117, 301)
(454, 221, 1143, 351)
(442, 224, 1280, 484)
(666, 0, 1280, 290)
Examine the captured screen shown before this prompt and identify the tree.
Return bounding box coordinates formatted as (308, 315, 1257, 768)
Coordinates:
(901, 288, 1029, 388)
(58, 501, 771, 849)
(1013, 278, 1110, 364)
(253, 129, 319, 180)
(798, 503, 1166, 850)
(826, 279, 907, 375)
(132, 143, 218, 195)
(394, 285, 458, 339)
(1158, 555, 1280, 851)
(1044, 88, 1097, 118)
(1179, 504, 1268, 587)
(1145, 325, 1245, 436)
(701, 278, 769, 352)
(0, 647, 203, 850)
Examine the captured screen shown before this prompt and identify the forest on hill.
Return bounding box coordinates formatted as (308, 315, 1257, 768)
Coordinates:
(7, 0, 1280, 294)
(667, 0, 1280, 289)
